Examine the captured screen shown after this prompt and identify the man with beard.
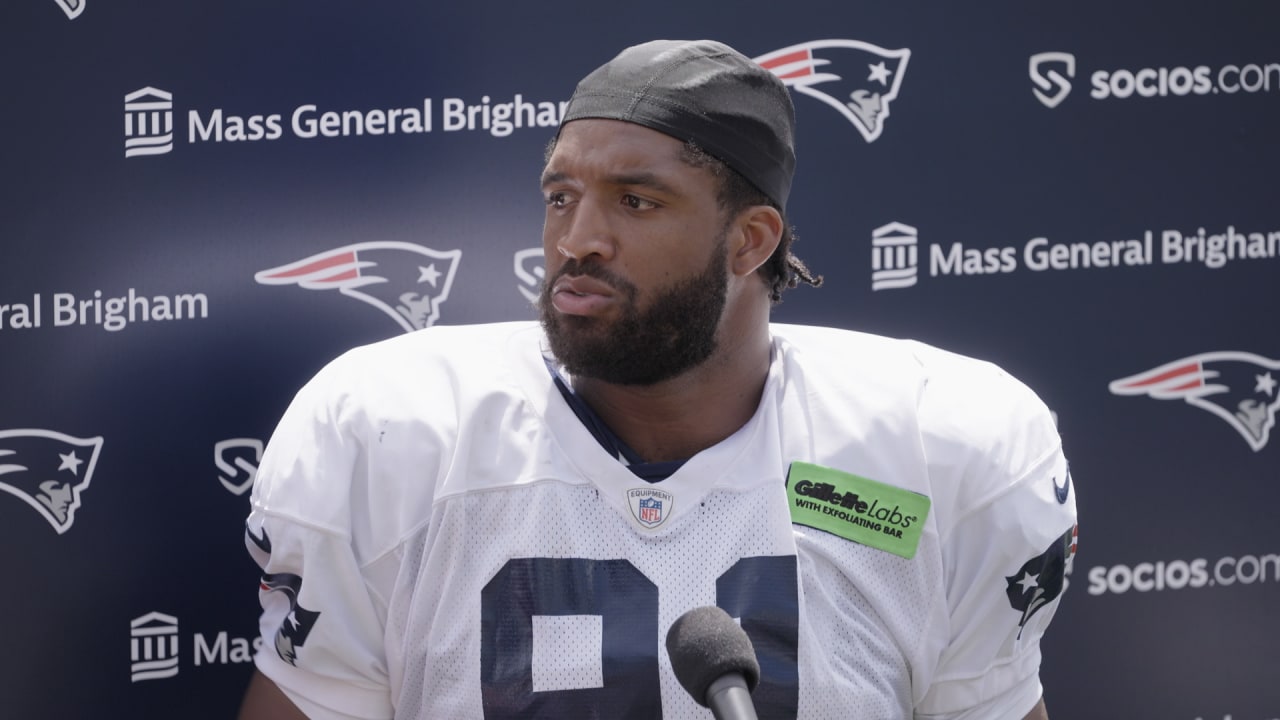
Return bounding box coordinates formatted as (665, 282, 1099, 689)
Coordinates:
(239, 40, 1075, 720)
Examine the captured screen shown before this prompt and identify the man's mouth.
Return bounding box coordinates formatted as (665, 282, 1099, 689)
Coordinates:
(551, 275, 616, 316)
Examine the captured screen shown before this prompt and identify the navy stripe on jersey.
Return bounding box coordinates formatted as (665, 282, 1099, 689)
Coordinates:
(546, 359, 686, 482)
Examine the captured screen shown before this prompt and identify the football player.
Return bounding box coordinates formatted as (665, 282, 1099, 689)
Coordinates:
(239, 39, 1075, 720)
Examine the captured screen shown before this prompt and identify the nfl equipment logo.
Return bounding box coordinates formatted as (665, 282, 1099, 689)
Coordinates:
(639, 498, 662, 524)
(627, 488, 674, 529)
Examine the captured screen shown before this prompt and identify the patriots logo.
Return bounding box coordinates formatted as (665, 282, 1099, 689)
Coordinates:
(0, 429, 103, 534)
(255, 241, 462, 333)
(1109, 352, 1280, 452)
(1006, 525, 1077, 638)
(754, 39, 911, 143)
(247, 525, 322, 666)
(260, 572, 321, 666)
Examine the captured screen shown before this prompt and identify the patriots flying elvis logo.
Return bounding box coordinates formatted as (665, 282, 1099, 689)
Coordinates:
(260, 571, 321, 666)
(754, 39, 911, 143)
(0, 429, 103, 533)
(1006, 525, 1076, 638)
(1109, 351, 1280, 451)
(256, 241, 461, 333)
(247, 524, 321, 666)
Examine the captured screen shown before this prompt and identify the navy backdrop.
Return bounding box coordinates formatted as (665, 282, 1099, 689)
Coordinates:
(2, 1, 1277, 718)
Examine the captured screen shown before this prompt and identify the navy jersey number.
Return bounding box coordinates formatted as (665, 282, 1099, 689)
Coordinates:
(480, 556, 799, 719)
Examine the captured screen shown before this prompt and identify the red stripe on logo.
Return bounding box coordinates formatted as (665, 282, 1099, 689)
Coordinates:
(1124, 361, 1200, 388)
(267, 251, 356, 279)
(760, 49, 813, 78)
(312, 268, 359, 284)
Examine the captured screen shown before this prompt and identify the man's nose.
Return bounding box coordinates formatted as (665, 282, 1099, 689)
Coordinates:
(554, 196, 616, 263)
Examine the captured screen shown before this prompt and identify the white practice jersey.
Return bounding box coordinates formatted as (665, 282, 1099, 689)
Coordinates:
(246, 322, 1077, 720)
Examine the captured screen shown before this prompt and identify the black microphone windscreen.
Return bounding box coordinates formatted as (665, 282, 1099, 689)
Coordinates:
(665, 606, 761, 707)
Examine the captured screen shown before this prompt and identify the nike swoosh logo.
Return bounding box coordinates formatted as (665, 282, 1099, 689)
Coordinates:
(1053, 471, 1071, 504)
(245, 522, 272, 553)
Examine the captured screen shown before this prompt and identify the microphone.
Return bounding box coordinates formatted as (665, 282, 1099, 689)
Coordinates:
(665, 606, 761, 720)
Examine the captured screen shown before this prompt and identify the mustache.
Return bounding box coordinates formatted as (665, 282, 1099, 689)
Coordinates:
(546, 259, 636, 297)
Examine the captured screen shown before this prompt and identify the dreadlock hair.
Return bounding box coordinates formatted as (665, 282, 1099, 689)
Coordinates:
(678, 141, 823, 303)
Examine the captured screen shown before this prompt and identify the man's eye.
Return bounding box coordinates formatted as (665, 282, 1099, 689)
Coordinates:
(545, 191, 568, 207)
(622, 194, 656, 210)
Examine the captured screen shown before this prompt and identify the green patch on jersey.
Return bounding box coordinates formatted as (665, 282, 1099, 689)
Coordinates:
(786, 461, 931, 559)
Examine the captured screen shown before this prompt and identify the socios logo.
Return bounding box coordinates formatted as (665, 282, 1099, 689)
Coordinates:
(1032, 52, 1280, 107)
(215, 438, 262, 496)
(255, 241, 461, 333)
(754, 39, 911, 143)
(1109, 352, 1280, 451)
(1087, 553, 1280, 595)
(514, 248, 544, 305)
(1029, 52, 1075, 108)
(0, 429, 103, 534)
(55, 0, 84, 19)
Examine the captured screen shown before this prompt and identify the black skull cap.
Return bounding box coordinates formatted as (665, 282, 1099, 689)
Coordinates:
(560, 39, 797, 209)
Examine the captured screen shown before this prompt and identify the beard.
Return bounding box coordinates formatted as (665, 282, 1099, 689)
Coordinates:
(538, 236, 729, 386)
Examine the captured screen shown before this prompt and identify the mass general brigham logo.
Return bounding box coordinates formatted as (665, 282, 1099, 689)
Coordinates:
(130, 612, 180, 682)
(870, 222, 919, 290)
(124, 88, 174, 157)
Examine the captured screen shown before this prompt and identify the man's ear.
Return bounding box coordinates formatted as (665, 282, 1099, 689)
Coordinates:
(728, 205, 784, 277)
